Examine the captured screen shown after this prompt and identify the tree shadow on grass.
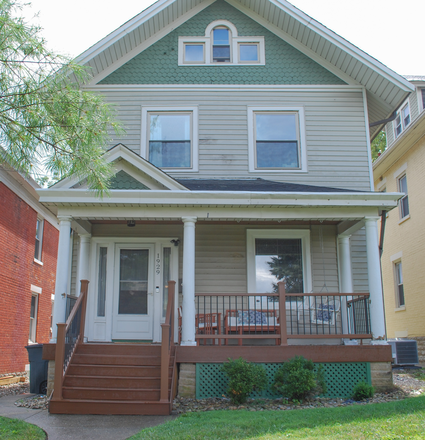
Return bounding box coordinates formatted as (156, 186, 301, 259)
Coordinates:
(132, 395, 425, 440)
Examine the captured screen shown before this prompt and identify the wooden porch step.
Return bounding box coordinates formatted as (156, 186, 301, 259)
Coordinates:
(67, 364, 172, 377)
(63, 375, 171, 389)
(62, 386, 161, 401)
(77, 344, 161, 356)
(72, 353, 161, 366)
(49, 398, 171, 415)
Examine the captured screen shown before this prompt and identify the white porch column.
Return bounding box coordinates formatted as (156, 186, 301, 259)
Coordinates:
(365, 217, 386, 339)
(181, 216, 197, 346)
(338, 235, 353, 334)
(77, 234, 92, 290)
(51, 216, 72, 341)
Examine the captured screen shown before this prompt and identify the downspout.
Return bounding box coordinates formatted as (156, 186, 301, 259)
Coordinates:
(378, 210, 388, 338)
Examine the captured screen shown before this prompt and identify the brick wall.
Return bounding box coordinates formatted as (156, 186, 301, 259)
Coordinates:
(0, 182, 58, 374)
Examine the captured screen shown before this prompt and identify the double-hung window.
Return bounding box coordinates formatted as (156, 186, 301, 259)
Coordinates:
(142, 108, 198, 171)
(248, 108, 306, 172)
(34, 218, 43, 262)
(212, 27, 231, 62)
(398, 174, 409, 219)
(394, 101, 411, 138)
(394, 261, 405, 307)
(29, 294, 38, 343)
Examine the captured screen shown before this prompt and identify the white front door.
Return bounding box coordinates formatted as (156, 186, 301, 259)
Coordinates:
(112, 244, 154, 340)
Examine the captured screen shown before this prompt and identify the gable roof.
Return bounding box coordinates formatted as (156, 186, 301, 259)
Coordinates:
(51, 143, 188, 191)
(77, 0, 413, 138)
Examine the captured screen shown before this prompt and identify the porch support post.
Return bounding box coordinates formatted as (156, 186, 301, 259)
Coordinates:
(181, 216, 197, 346)
(51, 216, 72, 342)
(338, 235, 353, 334)
(365, 217, 386, 339)
(77, 234, 92, 288)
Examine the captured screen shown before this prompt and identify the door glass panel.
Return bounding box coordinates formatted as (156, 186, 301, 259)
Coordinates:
(118, 249, 149, 315)
(97, 247, 107, 317)
(255, 239, 303, 301)
(162, 247, 171, 318)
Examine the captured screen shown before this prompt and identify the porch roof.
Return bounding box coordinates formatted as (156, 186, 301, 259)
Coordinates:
(176, 178, 358, 193)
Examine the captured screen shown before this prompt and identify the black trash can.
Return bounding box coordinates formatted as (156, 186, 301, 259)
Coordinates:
(25, 344, 48, 395)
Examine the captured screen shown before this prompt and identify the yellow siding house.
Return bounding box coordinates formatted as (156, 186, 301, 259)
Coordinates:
(373, 76, 425, 361)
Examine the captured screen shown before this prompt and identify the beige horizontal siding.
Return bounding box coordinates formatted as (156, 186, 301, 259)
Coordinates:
(94, 88, 371, 191)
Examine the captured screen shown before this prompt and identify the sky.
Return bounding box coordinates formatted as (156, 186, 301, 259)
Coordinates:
(24, 0, 424, 76)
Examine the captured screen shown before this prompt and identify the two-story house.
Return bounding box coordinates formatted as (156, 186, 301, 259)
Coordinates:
(38, 0, 413, 415)
(373, 76, 425, 362)
(0, 164, 59, 379)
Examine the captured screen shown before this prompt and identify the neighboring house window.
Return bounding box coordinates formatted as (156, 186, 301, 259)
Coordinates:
(398, 174, 409, 219)
(34, 218, 43, 261)
(421, 89, 425, 111)
(29, 294, 38, 343)
(141, 107, 199, 171)
(247, 230, 312, 302)
(179, 20, 264, 66)
(394, 261, 405, 307)
(248, 108, 306, 172)
(394, 101, 411, 138)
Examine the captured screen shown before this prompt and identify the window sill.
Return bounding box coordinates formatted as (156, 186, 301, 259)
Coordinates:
(398, 215, 410, 225)
(33, 258, 43, 266)
(395, 306, 406, 312)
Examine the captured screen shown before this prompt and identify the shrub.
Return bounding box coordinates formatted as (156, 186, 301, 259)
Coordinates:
(222, 357, 268, 405)
(273, 356, 327, 402)
(352, 381, 374, 401)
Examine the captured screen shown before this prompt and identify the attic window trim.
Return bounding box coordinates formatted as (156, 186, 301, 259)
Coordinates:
(178, 20, 265, 66)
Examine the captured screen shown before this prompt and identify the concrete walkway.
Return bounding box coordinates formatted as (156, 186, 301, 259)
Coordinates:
(0, 393, 176, 440)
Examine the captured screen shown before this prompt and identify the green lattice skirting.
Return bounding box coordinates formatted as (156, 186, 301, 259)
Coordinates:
(196, 362, 371, 399)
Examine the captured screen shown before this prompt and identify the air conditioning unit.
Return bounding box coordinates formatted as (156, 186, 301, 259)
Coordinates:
(387, 339, 419, 366)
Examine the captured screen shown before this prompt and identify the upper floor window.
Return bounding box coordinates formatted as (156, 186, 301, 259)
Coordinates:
(179, 20, 265, 66)
(398, 174, 409, 219)
(141, 107, 198, 172)
(421, 89, 425, 111)
(248, 107, 307, 172)
(394, 101, 411, 138)
(34, 218, 43, 262)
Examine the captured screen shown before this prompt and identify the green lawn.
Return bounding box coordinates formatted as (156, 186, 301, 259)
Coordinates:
(0, 416, 45, 440)
(131, 396, 425, 440)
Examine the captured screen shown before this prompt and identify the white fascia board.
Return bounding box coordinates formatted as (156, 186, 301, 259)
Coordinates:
(262, 0, 414, 92)
(37, 189, 401, 209)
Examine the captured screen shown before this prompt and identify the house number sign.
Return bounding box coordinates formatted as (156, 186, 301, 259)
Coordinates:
(156, 253, 161, 275)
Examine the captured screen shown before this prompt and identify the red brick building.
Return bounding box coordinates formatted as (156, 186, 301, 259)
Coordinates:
(0, 166, 58, 374)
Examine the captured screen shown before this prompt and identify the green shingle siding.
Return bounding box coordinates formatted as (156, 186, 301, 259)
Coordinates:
(109, 170, 149, 190)
(100, 0, 344, 86)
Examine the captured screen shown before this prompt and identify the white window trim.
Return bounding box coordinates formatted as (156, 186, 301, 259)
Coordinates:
(29, 291, 39, 344)
(34, 217, 44, 264)
(392, 258, 405, 309)
(141, 106, 199, 172)
(246, 229, 312, 295)
(247, 107, 307, 173)
(178, 20, 265, 66)
(393, 98, 411, 138)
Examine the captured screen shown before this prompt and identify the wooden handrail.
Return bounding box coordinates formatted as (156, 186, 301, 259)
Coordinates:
(52, 280, 89, 401)
(160, 281, 175, 403)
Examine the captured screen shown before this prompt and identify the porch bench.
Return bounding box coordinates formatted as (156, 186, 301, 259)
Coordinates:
(224, 309, 279, 346)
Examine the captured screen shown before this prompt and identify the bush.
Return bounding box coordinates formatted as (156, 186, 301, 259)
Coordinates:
(222, 357, 268, 404)
(273, 356, 327, 402)
(352, 381, 374, 401)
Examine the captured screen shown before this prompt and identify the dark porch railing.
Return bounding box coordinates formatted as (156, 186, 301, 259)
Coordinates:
(192, 282, 371, 345)
(53, 280, 89, 400)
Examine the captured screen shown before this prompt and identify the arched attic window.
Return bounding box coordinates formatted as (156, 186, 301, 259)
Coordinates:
(178, 20, 265, 66)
